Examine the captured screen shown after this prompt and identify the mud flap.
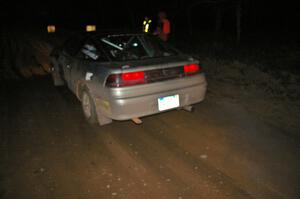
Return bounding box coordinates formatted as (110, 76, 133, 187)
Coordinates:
(83, 83, 112, 126)
(96, 110, 113, 126)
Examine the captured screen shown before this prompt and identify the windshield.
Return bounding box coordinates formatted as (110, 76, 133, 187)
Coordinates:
(97, 34, 178, 61)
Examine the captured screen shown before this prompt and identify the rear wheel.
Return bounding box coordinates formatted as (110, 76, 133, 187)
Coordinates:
(81, 90, 98, 124)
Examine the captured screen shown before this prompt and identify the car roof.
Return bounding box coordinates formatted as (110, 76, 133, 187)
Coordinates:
(89, 32, 145, 38)
(66, 29, 144, 39)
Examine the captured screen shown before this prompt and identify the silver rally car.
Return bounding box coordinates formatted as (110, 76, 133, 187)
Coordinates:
(50, 32, 207, 125)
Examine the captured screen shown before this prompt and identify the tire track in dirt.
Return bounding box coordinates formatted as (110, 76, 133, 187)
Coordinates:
(146, 100, 300, 199)
(1, 77, 299, 199)
(104, 120, 253, 199)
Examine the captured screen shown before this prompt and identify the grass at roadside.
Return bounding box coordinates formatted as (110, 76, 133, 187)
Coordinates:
(172, 34, 300, 142)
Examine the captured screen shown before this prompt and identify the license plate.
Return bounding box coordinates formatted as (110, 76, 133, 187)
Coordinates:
(158, 94, 180, 111)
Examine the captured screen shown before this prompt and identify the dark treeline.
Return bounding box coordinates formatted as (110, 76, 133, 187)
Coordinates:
(0, 0, 299, 79)
(1, 0, 299, 34)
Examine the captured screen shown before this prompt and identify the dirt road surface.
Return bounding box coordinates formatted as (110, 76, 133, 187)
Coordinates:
(0, 76, 299, 199)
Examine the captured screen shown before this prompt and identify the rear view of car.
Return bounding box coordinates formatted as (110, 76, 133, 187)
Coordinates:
(51, 33, 207, 126)
(103, 62, 206, 121)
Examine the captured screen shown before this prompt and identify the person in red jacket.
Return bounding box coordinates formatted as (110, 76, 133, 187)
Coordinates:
(154, 11, 171, 42)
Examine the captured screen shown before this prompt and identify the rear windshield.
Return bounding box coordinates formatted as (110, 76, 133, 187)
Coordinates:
(96, 34, 178, 61)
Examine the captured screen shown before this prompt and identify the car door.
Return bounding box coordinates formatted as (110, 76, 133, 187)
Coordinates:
(60, 36, 85, 92)
(62, 52, 79, 92)
(73, 40, 109, 86)
(59, 50, 72, 87)
(69, 56, 85, 93)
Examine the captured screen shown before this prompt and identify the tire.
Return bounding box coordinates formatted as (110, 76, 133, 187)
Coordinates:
(81, 90, 98, 124)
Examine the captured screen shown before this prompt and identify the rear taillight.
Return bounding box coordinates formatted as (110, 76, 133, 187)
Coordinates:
(184, 64, 200, 74)
(106, 71, 146, 87)
(121, 71, 145, 81)
(106, 64, 201, 87)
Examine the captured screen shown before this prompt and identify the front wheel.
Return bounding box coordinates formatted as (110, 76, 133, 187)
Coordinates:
(81, 90, 98, 124)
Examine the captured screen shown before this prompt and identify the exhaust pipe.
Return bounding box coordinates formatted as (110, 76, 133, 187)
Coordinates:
(132, 118, 142, 124)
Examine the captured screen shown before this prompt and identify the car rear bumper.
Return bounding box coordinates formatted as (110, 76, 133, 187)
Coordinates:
(95, 74, 207, 120)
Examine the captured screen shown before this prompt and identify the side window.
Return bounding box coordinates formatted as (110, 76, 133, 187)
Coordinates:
(77, 41, 108, 62)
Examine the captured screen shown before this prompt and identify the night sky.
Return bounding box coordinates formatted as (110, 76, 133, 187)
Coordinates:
(1, 0, 300, 36)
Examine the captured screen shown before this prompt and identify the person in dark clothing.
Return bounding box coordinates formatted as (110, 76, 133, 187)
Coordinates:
(153, 11, 171, 42)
